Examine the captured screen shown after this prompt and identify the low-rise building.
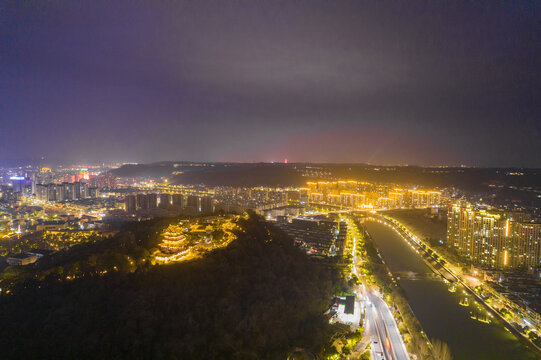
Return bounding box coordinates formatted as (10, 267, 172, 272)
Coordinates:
(6, 253, 37, 266)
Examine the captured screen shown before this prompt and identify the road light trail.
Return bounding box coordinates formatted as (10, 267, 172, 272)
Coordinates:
(364, 297, 386, 360)
(358, 274, 409, 360)
(369, 292, 409, 360)
(347, 215, 409, 360)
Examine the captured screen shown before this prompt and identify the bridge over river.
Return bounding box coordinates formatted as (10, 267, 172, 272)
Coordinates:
(392, 271, 441, 281)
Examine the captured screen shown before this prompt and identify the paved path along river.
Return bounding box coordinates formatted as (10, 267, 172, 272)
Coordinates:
(364, 221, 538, 360)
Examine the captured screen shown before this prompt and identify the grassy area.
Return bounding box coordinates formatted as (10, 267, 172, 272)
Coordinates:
(384, 209, 446, 241)
(384, 209, 468, 269)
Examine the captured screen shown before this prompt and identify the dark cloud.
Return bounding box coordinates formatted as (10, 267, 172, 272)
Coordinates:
(1, 0, 539, 166)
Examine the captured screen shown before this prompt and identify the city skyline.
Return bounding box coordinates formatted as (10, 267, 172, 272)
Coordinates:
(1, 160, 540, 358)
(1, 2, 540, 358)
(1, 1, 540, 167)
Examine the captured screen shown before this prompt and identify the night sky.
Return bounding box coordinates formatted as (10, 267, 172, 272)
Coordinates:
(1, 1, 539, 167)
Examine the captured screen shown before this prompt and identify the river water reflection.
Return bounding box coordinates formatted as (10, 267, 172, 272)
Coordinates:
(364, 221, 538, 360)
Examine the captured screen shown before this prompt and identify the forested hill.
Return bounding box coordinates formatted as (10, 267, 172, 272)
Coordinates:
(0, 214, 340, 359)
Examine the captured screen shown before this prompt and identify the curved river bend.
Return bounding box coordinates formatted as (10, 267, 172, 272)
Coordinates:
(364, 222, 538, 360)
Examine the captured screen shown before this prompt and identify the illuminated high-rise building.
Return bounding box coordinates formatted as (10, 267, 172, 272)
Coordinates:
(125, 195, 137, 212)
(9, 176, 26, 193)
(43, 183, 55, 201)
(135, 193, 158, 210)
(67, 182, 78, 200)
(35, 184, 47, 200)
(159, 193, 172, 208)
(327, 193, 340, 206)
(76, 181, 89, 199)
(136, 194, 146, 209)
(91, 172, 117, 189)
(447, 202, 540, 271)
(172, 194, 185, 208)
(511, 222, 541, 270)
(299, 188, 310, 204)
(186, 195, 200, 213)
(56, 183, 66, 202)
(408, 190, 441, 207)
(389, 191, 405, 207)
(88, 187, 99, 198)
(147, 193, 157, 209)
(200, 196, 214, 213)
(77, 168, 90, 181)
(285, 190, 301, 203)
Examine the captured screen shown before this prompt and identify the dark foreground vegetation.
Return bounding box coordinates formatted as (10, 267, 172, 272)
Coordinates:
(0, 214, 340, 359)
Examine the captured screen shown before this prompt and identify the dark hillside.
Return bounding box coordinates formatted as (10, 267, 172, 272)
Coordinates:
(0, 215, 338, 359)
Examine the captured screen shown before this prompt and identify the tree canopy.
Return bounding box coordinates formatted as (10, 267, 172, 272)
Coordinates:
(0, 213, 339, 359)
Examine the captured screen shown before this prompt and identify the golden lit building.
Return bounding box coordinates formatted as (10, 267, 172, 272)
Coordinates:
(299, 188, 310, 204)
(327, 193, 341, 206)
(377, 197, 393, 209)
(447, 202, 540, 270)
(300, 180, 440, 209)
(408, 190, 441, 207)
(512, 222, 541, 270)
(309, 192, 324, 203)
(340, 192, 355, 208)
(389, 191, 405, 207)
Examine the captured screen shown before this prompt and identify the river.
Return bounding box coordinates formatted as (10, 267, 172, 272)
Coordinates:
(363, 221, 538, 360)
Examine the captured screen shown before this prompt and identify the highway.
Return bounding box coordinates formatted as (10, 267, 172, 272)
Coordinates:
(364, 299, 385, 360)
(363, 289, 410, 360)
(347, 216, 409, 360)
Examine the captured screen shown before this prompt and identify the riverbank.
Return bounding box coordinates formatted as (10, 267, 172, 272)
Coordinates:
(379, 213, 541, 357)
(363, 220, 539, 360)
(350, 216, 435, 359)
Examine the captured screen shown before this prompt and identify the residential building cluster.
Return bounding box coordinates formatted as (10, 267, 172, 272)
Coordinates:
(0, 165, 120, 205)
(35, 181, 99, 202)
(120, 180, 443, 221)
(275, 214, 347, 257)
(124, 193, 214, 214)
(447, 202, 541, 272)
(212, 186, 291, 212)
(209, 181, 443, 214)
(300, 181, 441, 209)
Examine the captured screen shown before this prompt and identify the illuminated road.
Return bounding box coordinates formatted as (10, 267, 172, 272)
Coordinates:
(363, 295, 386, 360)
(364, 291, 409, 360)
(347, 216, 408, 360)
